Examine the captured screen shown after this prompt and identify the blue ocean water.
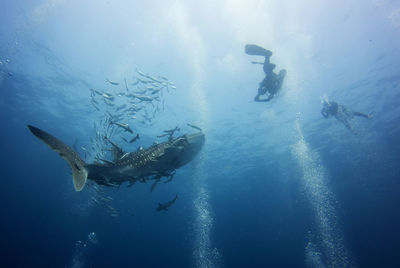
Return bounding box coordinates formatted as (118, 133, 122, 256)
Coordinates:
(1, 0, 400, 267)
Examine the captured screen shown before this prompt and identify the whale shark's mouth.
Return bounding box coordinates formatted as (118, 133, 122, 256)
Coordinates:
(185, 132, 205, 148)
(175, 132, 205, 165)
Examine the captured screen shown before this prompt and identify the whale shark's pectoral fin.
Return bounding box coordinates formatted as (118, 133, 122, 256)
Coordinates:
(27, 125, 88, 191)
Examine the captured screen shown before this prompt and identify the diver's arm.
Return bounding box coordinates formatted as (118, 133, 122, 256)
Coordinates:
(353, 111, 371, 119)
(265, 93, 274, 102)
(255, 94, 270, 102)
(254, 93, 273, 102)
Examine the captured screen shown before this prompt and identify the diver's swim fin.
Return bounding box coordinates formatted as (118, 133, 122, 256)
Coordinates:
(27, 125, 88, 191)
(245, 44, 272, 57)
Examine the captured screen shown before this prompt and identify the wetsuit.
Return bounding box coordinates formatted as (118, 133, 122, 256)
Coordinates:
(245, 44, 286, 102)
(254, 67, 286, 102)
(321, 101, 371, 130)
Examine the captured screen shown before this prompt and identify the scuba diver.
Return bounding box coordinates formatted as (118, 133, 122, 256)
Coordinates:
(245, 44, 286, 102)
(321, 98, 373, 131)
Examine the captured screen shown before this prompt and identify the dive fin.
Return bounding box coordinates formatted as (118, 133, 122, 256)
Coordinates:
(245, 44, 272, 57)
(27, 125, 88, 191)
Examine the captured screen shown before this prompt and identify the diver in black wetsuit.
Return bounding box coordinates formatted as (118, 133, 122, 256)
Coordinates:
(245, 44, 286, 102)
(321, 99, 372, 131)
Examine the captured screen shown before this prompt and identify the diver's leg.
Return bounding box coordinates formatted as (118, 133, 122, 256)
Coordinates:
(342, 120, 353, 131)
(353, 112, 371, 119)
(345, 121, 352, 130)
(336, 116, 353, 131)
(340, 120, 353, 131)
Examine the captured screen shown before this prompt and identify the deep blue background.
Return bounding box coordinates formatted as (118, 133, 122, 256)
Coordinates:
(1, 0, 400, 267)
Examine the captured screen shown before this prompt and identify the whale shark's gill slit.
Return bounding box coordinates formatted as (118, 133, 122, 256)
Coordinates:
(74, 163, 81, 171)
(291, 119, 354, 268)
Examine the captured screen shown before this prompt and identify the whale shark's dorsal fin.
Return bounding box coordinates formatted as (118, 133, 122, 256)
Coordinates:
(111, 146, 124, 162)
(104, 136, 124, 161)
(27, 125, 88, 191)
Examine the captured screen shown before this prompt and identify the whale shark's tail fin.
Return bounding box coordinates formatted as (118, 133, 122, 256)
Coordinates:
(27, 125, 88, 191)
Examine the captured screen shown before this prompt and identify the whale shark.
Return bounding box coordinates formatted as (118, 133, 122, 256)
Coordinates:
(27, 125, 205, 191)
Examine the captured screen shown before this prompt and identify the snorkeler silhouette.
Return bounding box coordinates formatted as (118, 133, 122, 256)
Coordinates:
(245, 44, 286, 102)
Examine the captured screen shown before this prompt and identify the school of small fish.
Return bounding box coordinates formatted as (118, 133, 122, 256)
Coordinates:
(82, 69, 178, 217)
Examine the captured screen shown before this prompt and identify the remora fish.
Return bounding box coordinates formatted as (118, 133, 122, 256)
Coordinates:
(112, 122, 133, 133)
(156, 194, 178, 211)
(106, 78, 119, 86)
(27, 125, 205, 191)
(187, 123, 202, 132)
(133, 94, 157, 102)
(129, 134, 140, 143)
